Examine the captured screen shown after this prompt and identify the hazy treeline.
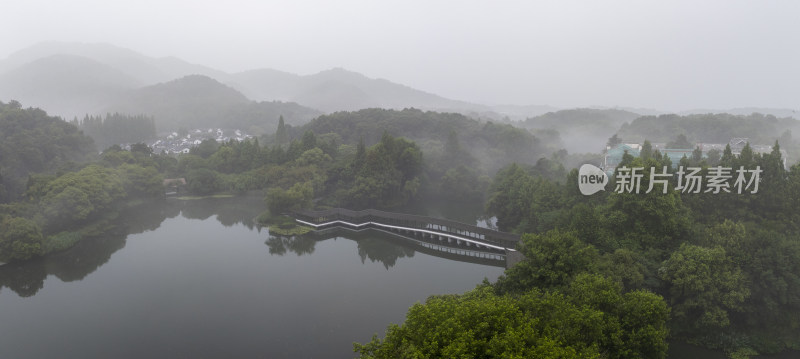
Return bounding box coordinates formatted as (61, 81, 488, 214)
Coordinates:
(617, 112, 798, 146)
(522, 108, 642, 153)
(287, 108, 563, 174)
(75, 113, 156, 150)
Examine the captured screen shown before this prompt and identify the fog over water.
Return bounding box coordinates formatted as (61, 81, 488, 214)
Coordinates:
(1, 0, 798, 111)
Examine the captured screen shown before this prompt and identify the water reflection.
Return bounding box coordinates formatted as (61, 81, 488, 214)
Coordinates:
(0, 195, 502, 298)
(264, 230, 417, 269)
(0, 199, 182, 297)
(265, 235, 318, 256)
(177, 196, 264, 229)
(356, 235, 416, 269)
(268, 227, 506, 270)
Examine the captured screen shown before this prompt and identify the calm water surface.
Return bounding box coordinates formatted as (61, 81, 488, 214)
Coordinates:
(2, 197, 794, 358)
(0, 197, 503, 359)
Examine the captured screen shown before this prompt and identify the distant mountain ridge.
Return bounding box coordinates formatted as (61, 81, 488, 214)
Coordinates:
(0, 54, 140, 119)
(0, 42, 554, 123)
(0, 41, 226, 84)
(106, 75, 321, 133)
(231, 67, 492, 113)
(3, 41, 794, 133)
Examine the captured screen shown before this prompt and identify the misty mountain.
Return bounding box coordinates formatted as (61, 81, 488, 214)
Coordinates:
(1, 42, 496, 116)
(0, 42, 232, 120)
(0, 41, 228, 85)
(0, 41, 555, 124)
(230, 67, 494, 114)
(0, 54, 142, 120)
(106, 75, 321, 133)
(522, 108, 642, 153)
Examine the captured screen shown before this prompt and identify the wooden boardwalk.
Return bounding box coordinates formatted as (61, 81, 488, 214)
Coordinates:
(292, 208, 521, 267)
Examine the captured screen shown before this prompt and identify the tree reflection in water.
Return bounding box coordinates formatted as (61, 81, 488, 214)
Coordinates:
(0, 195, 497, 298)
(0, 199, 184, 297)
(265, 235, 318, 256)
(264, 228, 417, 269)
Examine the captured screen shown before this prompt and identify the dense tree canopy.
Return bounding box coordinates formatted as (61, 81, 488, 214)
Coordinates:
(0, 100, 96, 202)
(356, 275, 669, 359)
(480, 140, 800, 356)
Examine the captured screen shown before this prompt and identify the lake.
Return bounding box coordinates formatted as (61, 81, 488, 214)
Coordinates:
(2, 196, 794, 358)
(0, 196, 503, 358)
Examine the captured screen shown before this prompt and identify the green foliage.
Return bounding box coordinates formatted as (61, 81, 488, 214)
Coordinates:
(439, 166, 489, 201)
(117, 164, 164, 198)
(191, 138, 219, 159)
(101, 146, 136, 166)
(299, 108, 547, 175)
(0, 100, 95, 202)
(42, 231, 82, 255)
(40, 164, 126, 230)
(483, 139, 800, 355)
(660, 243, 750, 335)
(265, 182, 313, 214)
(607, 133, 623, 148)
(356, 275, 669, 359)
(345, 133, 423, 208)
(666, 134, 693, 149)
(485, 163, 566, 233)
(495, 230, 599, 294)
(275, 115, 288, 147)
(186, 168, 220, 195)
(0, 216, 43, 261)
(268, 223, 313, 236)
(78, 113, 156, 149)
(295, 148, 332, 167)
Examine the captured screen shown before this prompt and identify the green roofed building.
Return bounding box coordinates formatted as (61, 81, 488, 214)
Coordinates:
(603, 143, 641, 174)
(603, 137, 788, 174)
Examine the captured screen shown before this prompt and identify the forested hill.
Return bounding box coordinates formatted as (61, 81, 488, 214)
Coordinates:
(524, 108, 641, 131)
(105, 75, 321, 133)
(521, 108, 642, 153)
(0, 100, 96, 202)
(293, 108, 560, 174)
(617, 112, 800, 145)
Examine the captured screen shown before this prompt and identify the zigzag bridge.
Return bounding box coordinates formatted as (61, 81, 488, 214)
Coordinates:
(292, 208, 524, 268)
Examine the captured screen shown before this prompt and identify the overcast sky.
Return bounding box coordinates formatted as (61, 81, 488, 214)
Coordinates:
(1, 0, 798, 111)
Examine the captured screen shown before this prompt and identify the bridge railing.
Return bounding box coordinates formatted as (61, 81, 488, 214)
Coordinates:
(292, 208, 520, 249)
